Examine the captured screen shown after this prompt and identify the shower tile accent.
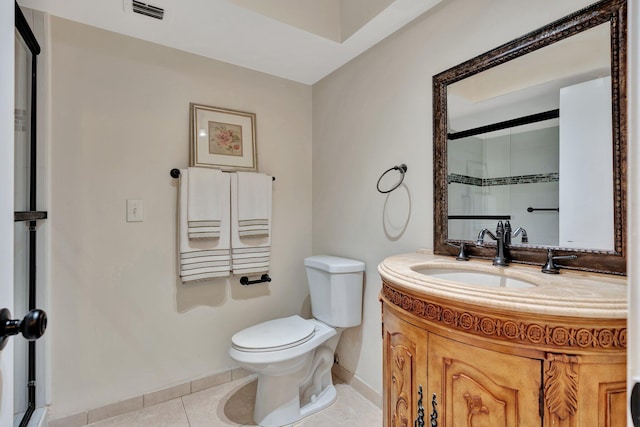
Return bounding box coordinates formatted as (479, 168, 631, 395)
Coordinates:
(447, 173, 483, 186)
(448, 172, 559, 186)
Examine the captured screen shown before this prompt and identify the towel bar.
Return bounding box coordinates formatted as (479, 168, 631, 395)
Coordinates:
(527, 207, 559, 212)
(240, 274, 271, 285)
(171, 168, 275, 180)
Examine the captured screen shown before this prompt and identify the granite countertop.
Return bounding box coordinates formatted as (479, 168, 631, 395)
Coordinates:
(378, 250, 627, 319)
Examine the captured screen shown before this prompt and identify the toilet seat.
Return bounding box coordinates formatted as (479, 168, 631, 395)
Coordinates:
(231, 315, 316, 352)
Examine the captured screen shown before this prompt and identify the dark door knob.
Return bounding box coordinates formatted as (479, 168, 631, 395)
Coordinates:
(0, 308, 47, 350)
(632, 383, 640, 426)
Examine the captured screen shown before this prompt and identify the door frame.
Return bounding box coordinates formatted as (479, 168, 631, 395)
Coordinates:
(629, 0, 640, 425)
(0, 1, 15, 426)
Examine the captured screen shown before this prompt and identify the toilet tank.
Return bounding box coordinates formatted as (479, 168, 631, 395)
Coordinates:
(304, 255, 365, 328)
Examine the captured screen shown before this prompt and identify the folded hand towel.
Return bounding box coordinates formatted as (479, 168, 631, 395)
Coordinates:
(231, 246, 271, 274)
(187, 167, 225, 239)
(231, 246, 270, 254)
(232, 262, 270, 275)
(230, 172, 272, 276)
(235, 172, 272, 238)
(179, 169, 231, 283)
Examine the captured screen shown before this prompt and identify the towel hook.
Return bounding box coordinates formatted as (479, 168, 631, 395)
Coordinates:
(377, 164, 407, 194)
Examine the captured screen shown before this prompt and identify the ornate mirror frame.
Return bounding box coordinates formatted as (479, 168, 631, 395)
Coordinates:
(433, 0, 627, 274)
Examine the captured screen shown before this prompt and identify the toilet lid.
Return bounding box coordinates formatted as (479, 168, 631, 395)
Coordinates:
(231, 315, 316, 352)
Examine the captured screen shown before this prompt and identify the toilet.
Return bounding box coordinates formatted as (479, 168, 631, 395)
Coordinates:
(228, 255, 365, 427)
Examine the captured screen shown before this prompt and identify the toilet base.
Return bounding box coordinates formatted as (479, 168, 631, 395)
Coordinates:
(300, 384, 337, 418)
(252, 326, 343, 427)
(254, 376, 337, 427)
(253, 342, 338, 427)
(230, 320, 346, 427)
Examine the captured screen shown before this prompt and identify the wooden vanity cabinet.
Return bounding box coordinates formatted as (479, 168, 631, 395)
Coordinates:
(384, 306, 541, 427)
(428, 332, 542, 426)
(383, 305, 427, 427)
(381, 282, 626, 427)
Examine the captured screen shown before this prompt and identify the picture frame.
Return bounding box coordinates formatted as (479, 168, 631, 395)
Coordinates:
(189, 103, 257, 172)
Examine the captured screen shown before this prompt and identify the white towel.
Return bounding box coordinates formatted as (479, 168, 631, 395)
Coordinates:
(235, 172, 272, 238)
(230, 172, 272, 276)
(231, 246, 270, 254)
(179, 169, 231, 283)
(187, 167, 225, 239)
(231, 173, 272, 249)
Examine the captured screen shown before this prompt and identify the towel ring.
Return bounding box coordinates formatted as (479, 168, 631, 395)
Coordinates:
(376, 164, 407, 194)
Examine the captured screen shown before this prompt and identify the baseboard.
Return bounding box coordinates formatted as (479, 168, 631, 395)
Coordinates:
(49, 364, 381, 426)
(332, 363, 382, 409)
(48, 367, 252, 427)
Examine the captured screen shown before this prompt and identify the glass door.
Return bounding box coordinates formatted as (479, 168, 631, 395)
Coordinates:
(14, 4, 45, 426)
(14, 22, 31, 423)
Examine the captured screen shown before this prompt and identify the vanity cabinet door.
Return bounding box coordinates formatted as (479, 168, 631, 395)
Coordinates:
(542, 354, 626, 427)
(427, 333, 542, 427)
(382, 308, 428, 427)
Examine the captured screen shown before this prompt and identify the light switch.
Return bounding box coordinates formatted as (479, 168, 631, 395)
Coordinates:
(127, 199, 143, 222)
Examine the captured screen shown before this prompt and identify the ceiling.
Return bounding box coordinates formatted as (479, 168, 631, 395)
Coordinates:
(18, 0, 442, 85)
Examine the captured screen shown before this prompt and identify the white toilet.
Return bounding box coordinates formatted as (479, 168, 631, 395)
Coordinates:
(228, 255, 365, 427)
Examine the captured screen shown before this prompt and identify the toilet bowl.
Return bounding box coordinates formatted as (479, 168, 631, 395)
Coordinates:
(228, 255, 365, 427)
(229, 316, 340, 426)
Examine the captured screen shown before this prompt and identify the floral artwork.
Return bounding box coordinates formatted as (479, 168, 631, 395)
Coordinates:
(190, 103, 257, 172)
(209, 121, 243, 156)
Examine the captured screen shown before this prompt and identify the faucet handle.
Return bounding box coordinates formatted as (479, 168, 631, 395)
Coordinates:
(447, 242, 469, 261)
(541, 249, 577, 274)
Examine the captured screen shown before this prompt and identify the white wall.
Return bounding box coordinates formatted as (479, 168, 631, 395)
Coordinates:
(312, 0, 594, 396)
(45, 0, 612, 417)
(230, 0, 342, 42)
(48, 17, 312, 418)
(340, 0, 394, 41)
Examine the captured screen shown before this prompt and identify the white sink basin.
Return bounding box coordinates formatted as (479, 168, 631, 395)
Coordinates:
(413, 267, 537, 289)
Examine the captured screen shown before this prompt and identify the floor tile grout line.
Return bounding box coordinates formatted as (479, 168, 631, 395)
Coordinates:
(180, 396, 192, 427)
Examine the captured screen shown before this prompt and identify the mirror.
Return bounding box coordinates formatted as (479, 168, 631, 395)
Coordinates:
(433, 0, 627, 274)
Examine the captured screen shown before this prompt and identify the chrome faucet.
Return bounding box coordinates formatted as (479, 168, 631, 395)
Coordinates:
(447, 241, 469, 261)
(541, 249, 577, 274)
(476, 221, 508, 266)
(511, 226, 529, 244)
(504, 221, 528, 244)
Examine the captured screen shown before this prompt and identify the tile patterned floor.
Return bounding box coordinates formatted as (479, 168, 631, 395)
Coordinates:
(85, 376, 382, 427)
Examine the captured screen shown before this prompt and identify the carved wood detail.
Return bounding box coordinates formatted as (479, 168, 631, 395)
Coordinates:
(382, 283, 626, 350)
(544, 353, 580, 421)
(464, 393, 489, 426)
(390, 345, 412, 427)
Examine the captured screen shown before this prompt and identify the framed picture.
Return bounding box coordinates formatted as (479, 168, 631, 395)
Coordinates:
(189, 103, 257, 172)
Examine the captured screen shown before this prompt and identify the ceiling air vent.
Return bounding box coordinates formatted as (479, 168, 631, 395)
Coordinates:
(132, 0, 164, 20)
